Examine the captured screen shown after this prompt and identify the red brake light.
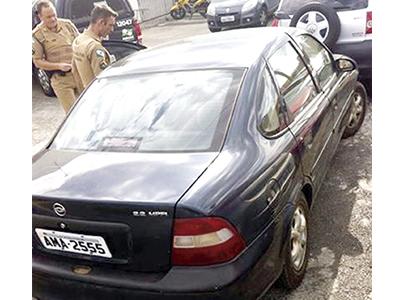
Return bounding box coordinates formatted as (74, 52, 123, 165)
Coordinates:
(132, 18, 142, 44)
(366, 11, 372, 34)
(172, 217, 246, 266)
(271, 17, 279, 27)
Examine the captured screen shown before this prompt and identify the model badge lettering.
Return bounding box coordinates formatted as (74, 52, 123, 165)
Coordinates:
(132, 211, 168, 217)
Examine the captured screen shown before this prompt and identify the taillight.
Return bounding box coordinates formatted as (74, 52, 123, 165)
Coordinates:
(172, 217, 246, 266)
(132, 18, 142, 44)
(271, 17, 279, 27)
(366, 11, 372, 34)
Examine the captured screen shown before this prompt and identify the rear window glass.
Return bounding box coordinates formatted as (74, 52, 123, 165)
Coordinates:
(279, 0, 369, 14)
(52, 69, 244, 153)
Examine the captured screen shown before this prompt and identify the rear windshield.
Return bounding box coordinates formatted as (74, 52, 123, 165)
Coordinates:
(52, 69, 244, 153)
(279, 0, 369, 14)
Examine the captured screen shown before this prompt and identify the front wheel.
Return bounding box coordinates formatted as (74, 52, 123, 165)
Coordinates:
(170, 8, 186, 20)
(278, 193, 309, 289)
(342, 82, 367, 139)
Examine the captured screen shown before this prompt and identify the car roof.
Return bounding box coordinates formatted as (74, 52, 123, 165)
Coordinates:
(99, 27, 299, 77)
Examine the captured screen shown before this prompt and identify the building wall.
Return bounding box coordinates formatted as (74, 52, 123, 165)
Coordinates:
(130, 0, 175, 28)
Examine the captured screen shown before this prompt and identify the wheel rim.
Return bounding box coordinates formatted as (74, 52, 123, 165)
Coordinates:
(296, 11, 329, 42)
(290, 206, 307, 271)
(37, 69, 51, 94)
(347, 92, 364, 129)
(178, 8, 185, 18)
(259, 9, 267, 26)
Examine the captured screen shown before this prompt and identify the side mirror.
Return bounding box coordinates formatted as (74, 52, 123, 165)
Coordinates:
(335, 56, 357, 72)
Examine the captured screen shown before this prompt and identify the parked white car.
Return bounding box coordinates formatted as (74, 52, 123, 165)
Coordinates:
(271, 0, 371, 85)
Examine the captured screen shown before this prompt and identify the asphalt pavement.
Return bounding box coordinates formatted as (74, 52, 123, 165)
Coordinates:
(32, 16, 372, 300)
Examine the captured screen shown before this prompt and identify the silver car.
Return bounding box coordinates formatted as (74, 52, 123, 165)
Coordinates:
(206, 0, 280, 32)
(272, 0, 372, 84)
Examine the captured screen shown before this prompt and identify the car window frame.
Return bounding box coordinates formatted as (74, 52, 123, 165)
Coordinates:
(256, 60, 290, 139)
(289, 33, 338, 92)
(266, 40, 320, 124)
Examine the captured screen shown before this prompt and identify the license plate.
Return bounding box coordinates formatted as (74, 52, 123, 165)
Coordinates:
(220, 15, 235, 23)
(35, 228, 112, 258)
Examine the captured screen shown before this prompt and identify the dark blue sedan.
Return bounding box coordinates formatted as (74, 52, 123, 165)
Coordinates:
(32, 27, 367, 300)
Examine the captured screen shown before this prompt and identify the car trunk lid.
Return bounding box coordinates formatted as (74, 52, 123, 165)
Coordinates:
(32, 149, 218, 272)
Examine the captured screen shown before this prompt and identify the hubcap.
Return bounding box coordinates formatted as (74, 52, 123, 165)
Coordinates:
(290, 206, 307, 271)
(296, 11, 329, 42)
(37, 69, 51, 93)
(347, 92, 364, 129)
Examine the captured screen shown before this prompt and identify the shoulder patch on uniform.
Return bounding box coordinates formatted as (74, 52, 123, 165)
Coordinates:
(96, 49, 106, 58)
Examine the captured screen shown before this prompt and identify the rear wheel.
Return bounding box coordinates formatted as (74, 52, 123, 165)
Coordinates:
(170, 8, 186, 20)
(35, 68, 55, 97)
(278, 193, 309, 289)
(342, 82, 367, 139)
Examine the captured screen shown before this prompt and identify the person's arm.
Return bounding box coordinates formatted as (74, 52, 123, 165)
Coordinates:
(69, 20, 80, 38)
(33, 59, 72, 72)
(32, 35, 71, 71)
(89, 45, 110, 77)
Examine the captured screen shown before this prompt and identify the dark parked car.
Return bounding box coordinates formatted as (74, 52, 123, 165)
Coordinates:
(32, 0, 142, 96)
(32, 27, 367, 300)
(206, 0, 280, 32)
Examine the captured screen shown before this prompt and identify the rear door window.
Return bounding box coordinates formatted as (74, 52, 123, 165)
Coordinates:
(268, 42, 317, 119)
(294, 34, 336, 89)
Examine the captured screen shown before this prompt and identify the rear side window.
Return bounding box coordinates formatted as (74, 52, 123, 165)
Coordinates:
(258, 67, 286, 136)
(295, 34, 336, 89)
(268, 42, 317, 118)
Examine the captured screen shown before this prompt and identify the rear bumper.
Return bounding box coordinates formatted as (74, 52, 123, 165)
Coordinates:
(333, 40, 372, 80)
(33, 212, 286, 300)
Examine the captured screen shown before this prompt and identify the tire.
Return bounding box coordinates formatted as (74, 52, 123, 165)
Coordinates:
(170, 8, 186, 20)
(278, 193, 309, 289)
(35, 68, 55, 97)
(289, 3, 341, 49)
(209, 27, 221, 33)
(342, 82, 367, 139)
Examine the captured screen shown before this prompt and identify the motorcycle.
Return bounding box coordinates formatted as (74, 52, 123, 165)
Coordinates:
(170, 0, 209, 20)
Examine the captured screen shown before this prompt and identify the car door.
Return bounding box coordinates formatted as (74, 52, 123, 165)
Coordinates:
(292, 34, 353, 155)
(267, 40, 336, 192)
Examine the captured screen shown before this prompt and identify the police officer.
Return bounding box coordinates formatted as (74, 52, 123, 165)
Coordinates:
(72, 5, 118, 89)
(32, 0, 81, 113)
